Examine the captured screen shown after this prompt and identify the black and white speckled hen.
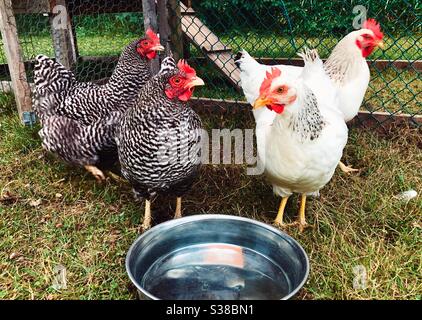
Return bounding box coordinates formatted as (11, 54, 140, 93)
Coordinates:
(39, 112, 122, 181)
(116, 59, 205, 230)
(32, 55, 96, 124)
(33, 29, 164, 125)
(33, 29, 164, 181)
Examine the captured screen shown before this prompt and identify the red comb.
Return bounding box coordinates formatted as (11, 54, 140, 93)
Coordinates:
(145, 28, 160, 43)
(177, 59, 196, 77)
(363, 19, 384, 40)
(259, 67, 282, 96)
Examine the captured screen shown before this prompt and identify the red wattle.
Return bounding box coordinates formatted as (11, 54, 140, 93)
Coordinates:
(178, 89, 194, 102)
(268, 104, 285, 114)
(165, 88, 175, 100)
(146, 51, 157, 60)
(356, 39, 375, 58)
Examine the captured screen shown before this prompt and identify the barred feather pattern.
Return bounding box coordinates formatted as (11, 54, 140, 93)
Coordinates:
(35, 53, 175, 173)
(34, 38, 152, 126)
(159, 56, 177, 74)
(116, 70, 202, 200)
(39, 112, 121, 168)
(58, 39, 152, 125)
(32, 55, 97, 123)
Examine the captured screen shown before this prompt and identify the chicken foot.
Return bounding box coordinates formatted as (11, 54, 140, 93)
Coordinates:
(274, 196, 289, 227)
(141, 200, 152, 232)
(339, 161, 359, 174)
(297, 193, 309, 232)
(84, 165, 106, 182)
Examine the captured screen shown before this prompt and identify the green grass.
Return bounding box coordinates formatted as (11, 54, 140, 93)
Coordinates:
(0, 94, 421, 300)
(11, 33, 141, 63)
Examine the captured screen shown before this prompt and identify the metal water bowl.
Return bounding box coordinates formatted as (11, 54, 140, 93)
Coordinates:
(126, 214, 309, 300)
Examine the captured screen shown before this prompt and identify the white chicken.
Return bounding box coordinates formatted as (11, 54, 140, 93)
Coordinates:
(236, 19, 384, 173)
(253, 48, 348, 231)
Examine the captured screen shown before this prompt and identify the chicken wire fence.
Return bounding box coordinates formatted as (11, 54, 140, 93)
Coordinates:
(0, 0, 420, 129)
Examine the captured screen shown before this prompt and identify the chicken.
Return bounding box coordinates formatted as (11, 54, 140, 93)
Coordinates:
(33, 29, 164, 126)
(32, 55, 97, 124)
(33, 29, 164, 181)
(36, 57, 176, 182)
(235, 19, 384, 173)
(116, 59, 205, 231)
(252, 48, 348, 231)
(39, 112, 121, 182)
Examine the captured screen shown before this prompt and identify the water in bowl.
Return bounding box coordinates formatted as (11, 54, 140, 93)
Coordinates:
(141, 243, 291, 300)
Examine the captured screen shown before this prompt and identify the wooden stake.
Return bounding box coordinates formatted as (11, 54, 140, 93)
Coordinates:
(157, 0, 170, 50)
(0, 0, 32, 123)
(168, 0, 184, 61)
(49, 0, 77, 69)
(142, 0, 160, 74)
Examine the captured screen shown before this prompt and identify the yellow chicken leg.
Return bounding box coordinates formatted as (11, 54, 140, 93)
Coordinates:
(339, 161, 359, 174)
(274, 196, 289, 226)
(84, 165, 106, 182)
(298, 193, 309, 232)
(174, 197, 182, 219)
(141, 200, 152, 232)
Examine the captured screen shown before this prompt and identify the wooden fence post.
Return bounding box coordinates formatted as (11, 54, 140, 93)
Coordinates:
(168, 0, 184, 61)
(49, 0, 77, 69)
(181, 0, 191, 59)
(0, 0, 33, 124)
(157, 0, 170, 51)
(142, 0, 160, 74)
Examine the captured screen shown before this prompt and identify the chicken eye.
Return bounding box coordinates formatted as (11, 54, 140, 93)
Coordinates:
(142, 40, 149, 46)
(173, 77, 182, 85)
(277, 87, 284, 94)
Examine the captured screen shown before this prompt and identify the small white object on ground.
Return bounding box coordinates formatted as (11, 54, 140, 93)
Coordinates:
(394, 190, 418, 202)
(29, 199, 42, 207)
(52, 264, 67, 290)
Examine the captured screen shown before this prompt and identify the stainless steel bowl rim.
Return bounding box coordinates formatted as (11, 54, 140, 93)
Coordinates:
(126, 214, 310, 300)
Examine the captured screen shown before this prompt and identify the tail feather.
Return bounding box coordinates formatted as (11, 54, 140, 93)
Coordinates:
(298, 47, 323, 68)
(34, 55, 76, 94)
(298, 47, 324, 79)
(299, 47, 338, 109)
(234, 49, 254, 69)
(33, 55, 78, 122)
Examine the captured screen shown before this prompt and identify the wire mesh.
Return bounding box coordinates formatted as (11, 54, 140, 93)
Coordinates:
(0, 0, 420, 129)
(173, 0, 421, 129)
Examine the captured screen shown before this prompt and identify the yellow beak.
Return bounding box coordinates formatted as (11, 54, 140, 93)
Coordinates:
(253, 96, 271, 109)
(377, 41, 385, 49)
(151, 44, 165, 52)
(187, 76, 205, 88)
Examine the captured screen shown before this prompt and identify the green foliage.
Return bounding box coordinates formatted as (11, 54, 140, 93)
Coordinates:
(11, 1, 420, 38)
(195, 0, 420, 36)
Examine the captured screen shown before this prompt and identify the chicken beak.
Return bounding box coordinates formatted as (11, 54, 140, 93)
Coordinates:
(187, 76, 205, 88)
(377, 40, 385, 49)
(151, 44, 165, 52)
(253, 96, 271, 109)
